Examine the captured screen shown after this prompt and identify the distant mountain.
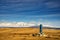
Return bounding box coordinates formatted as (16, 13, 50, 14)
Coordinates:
(0, 26, 60, 30)
(30, 26, 60, 30)
(43, 27, 60, 30)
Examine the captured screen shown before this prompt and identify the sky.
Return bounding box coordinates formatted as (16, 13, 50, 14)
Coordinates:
(0, 0, 60, 28)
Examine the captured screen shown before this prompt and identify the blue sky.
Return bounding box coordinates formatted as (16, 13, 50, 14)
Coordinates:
(0, 0, 60, 27)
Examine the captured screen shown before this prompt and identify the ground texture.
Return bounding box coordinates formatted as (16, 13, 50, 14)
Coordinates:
(0, 28, 60, 40)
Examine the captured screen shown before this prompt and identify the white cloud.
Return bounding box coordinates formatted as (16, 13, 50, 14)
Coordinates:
(0, 21, 60, 28)
(0, 22, 37, 27)
(0, 21, 53, 27)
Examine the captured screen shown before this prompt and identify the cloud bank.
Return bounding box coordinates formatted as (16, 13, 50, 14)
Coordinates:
(0, 21, 57, 28)
(0, 22, 36, 27)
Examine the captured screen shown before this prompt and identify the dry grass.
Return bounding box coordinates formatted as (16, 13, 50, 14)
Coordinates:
(0, 28, 60, 40)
